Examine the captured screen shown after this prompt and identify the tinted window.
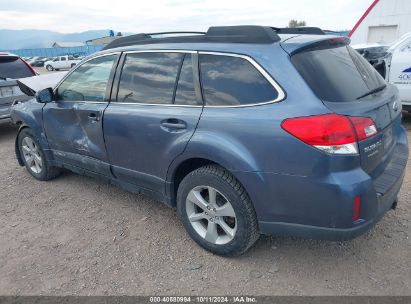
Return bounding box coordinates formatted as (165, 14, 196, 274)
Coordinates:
(199, 55, 278, 106)
(117, 52, 183, 104)
(174, 54, 199, 105)
(291, 46, 386, 102)
(0, 57, 35, 79)
(57, 54, 117, 102)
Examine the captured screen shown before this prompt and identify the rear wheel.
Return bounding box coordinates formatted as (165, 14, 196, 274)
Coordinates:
(46, 65, 53, 71)
(18, 129, 61, 181)
(177, 165, 259, 256)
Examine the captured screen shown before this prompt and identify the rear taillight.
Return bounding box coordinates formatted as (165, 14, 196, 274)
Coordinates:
(281, 114, 378, 155)
(348, 116, 377, 140)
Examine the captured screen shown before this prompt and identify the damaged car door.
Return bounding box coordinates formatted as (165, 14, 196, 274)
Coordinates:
(43, 54, 119, 176)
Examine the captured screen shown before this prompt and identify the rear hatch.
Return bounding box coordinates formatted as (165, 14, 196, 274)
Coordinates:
(282, 36, 404, 186)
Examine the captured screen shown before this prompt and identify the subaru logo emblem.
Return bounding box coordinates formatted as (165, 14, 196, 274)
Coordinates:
(393, 101, 398, 111)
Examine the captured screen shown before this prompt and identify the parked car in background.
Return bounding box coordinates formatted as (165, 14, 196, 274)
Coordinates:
(384, 32, 411, 113)
(30, 57, 49, 67)
(353, 43, 389, 77)
(353, 33, 411, 114)
(44, 55, 81, 71)
(0, 52, 36, 120)
(11, 26, 408, 256)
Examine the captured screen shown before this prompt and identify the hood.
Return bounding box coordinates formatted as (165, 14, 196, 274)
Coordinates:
(16, 72, 67, 96)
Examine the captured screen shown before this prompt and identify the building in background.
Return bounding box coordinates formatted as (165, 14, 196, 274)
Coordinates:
(349, 0, 411, 45)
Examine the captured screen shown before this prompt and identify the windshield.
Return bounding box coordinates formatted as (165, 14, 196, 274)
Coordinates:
(0, 57, 35, 79)
(291, 45, 386, 102)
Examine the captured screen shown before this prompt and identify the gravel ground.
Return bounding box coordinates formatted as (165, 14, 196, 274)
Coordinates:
(0, 118, 410, 296)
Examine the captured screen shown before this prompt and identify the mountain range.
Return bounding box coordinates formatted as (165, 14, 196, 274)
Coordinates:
(0, 29, 124, 50)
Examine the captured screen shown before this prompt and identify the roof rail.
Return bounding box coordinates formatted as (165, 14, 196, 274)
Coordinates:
(146, 31, 206, 37)
(272, 27, 325, 35)
(102, 25, 281, 50)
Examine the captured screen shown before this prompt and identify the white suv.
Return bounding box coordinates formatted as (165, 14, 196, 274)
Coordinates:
(44, 55, 81, 71)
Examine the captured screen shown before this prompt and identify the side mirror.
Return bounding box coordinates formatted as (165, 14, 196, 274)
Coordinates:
(36, 88, 54, 103)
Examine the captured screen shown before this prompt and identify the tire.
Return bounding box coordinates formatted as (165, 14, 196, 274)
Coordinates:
(70, 63, 76, 68)
(17, 128, 61, 181)
(177, 165, 259, 256)
(46, 65, 53, 71)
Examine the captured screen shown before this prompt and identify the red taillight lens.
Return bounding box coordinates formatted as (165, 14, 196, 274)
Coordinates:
(282, 114, 356, 146)
(281, 114, 378, 155)
(353, 196, 361, 221)
(348, 116, 378, 141)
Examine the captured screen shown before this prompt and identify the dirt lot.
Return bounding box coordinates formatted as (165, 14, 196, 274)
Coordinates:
(0, 118, 410, 296)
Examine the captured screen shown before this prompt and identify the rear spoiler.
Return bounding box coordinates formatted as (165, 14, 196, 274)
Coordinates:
(282, 36, 351, 56)
(272, 27, 325, 35)
(16, 72, 67, 96)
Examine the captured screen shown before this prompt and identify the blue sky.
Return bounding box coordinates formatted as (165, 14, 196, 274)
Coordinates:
(0, 0, 372, 33)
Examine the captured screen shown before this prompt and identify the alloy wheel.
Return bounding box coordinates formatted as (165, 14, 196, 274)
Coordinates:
(186, 186, 237, 245)
(21, 137, 43, 174)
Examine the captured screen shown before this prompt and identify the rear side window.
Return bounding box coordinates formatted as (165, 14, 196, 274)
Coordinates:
(199, 54, 278, 106)
(117, 52, 183, 104)
(291, 46, 386, 102)
(0, 57, 35, 79)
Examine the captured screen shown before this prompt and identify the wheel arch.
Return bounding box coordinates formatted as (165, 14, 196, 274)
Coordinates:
(166, 153, 257, 207)
(14, 121, 54, 167)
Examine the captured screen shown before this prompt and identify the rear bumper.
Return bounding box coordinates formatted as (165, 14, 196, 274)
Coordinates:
(259, 170, 404, 241)
(236, 133, 408, 241)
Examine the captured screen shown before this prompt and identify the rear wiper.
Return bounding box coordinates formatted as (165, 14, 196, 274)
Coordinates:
(356, 84, 386, 100)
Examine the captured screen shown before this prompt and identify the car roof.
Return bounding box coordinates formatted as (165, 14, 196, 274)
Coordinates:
(101, 25, 328, 53)
(96, 34, 343, 60)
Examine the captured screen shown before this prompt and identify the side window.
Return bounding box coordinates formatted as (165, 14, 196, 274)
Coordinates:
(61, 57, 66, 61)
(174, 54, 199, 105)
(199, 54, 278, 106)
(68, 56, 74, 60)
(56, 54, 117, 102)
(53, 58, 59, 62)
(117, 52, 183, 104)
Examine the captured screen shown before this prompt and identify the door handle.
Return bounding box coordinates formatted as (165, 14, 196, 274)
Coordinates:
(88, 112, 99, 122)
(161, 119, 187, 130)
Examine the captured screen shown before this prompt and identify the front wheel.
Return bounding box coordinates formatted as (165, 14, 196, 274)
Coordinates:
(177, 165, 259, 256)
(18, 129, 61, 181)
(46, 65, 53, 71)
(70, 63, 76, 68)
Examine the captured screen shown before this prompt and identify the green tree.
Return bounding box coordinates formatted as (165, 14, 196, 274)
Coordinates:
(288, 20, 307, 28)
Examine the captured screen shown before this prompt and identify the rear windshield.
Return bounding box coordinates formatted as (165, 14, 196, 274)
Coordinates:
(291, 46, 386, 102)
(0, 57, 35, 79)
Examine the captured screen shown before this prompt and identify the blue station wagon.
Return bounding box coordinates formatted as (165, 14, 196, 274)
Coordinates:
(11, 26, 409, 256)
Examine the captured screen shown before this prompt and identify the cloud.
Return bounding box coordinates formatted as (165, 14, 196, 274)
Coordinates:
(0, 0, 372, 33)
